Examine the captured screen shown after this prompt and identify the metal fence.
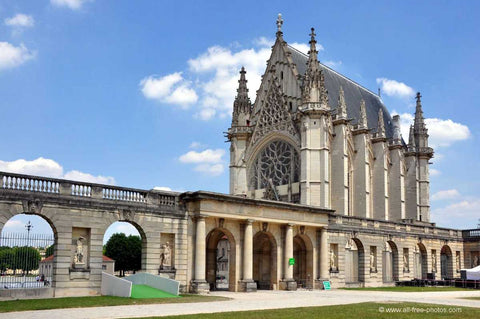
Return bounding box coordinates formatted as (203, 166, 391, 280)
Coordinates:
(0, 232, 55, 289)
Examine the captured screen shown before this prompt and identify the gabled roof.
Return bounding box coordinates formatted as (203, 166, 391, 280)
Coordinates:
(287, 45, 394, 138)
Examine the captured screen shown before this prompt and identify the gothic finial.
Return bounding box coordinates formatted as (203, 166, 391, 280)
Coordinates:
(359, 99, 368, 129)
(307, 27, 319, 70)
(337, 86, 347, 119)
(377, 108, 385, 137)
(232, 67, 251, 126)
(276, 13, 283, 36)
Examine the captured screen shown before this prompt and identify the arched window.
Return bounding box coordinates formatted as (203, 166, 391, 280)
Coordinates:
(249, 140, 299, 190)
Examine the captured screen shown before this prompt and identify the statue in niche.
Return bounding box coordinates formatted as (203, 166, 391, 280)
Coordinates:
(74, 237, 85, 265)
(370, 250, 376, 272)
(474, 255, 479, 267)
(330, 249, 337, 271)
(456, 254, 460, 271)
(432, 253, 437, 272)
(160, 242, 172, 269)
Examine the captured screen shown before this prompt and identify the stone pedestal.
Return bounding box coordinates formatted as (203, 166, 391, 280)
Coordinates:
(190, 280, 210, 294)
(239, 280, 257, 292)
(158, 269, 176, 280)
(285, 279, 297, 291)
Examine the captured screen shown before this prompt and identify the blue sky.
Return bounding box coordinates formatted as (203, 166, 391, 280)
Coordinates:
(0, 0, 479, 237)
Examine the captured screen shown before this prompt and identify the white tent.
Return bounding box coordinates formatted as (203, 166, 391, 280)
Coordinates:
(461, 265, 480, 280)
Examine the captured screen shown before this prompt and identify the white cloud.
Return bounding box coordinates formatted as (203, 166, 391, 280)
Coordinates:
(392, 112, 470, 148)
(432, 198, 480, 229)
(189, 142, 205, 149)
(0, 42, 36, 71)
(50, 0, 92, 10)
(179, 148, 226, 176)
(432, 189, 460, 201)
(430, 168, 441, 176)
(290, 42, 313, 55)
(3, 219, 24, 231)
(140, 72, 198, 108)
(179, 149, 224, 164)
(323, 60, 342, 69)
(253, 37, 274, 47)
(4, 14, 34, 28)
(0, 157, 115, 185)
(194, 163, 224, 176)
(153, 186, 172, 191)
(376, 78, 415, 99)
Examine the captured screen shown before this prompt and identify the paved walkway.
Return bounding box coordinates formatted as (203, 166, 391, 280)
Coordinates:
(1, 289, 480, 319)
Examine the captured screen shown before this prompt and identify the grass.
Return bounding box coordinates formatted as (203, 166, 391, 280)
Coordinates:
(130, 302, 480, 319)
(131, 285, 179, 299)
(0, 294, 229, 313)
(340, 286, 472, 292)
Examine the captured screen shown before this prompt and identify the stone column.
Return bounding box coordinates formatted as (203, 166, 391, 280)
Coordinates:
(191, 215, 209, 293)
(319, 227, 329, 279)
(240, 219, 257, 292)
(284, 223, 297, 290)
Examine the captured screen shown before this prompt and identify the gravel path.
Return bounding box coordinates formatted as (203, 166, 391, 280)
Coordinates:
(1, 289, 479, 319)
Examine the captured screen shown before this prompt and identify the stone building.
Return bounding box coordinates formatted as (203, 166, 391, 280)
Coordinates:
(0, 16, 478, 298)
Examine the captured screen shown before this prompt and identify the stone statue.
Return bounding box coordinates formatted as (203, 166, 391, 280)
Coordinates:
(456, 253, 460, 271)
(74, 237, 85, 265)
(330, 249, 337, 271)
(160, 242, 171, 269)
(474, 255, 479, 267)
(432, 253, 437, 272)
(276, 13, 283, 32)
(403, 252, 409, 271)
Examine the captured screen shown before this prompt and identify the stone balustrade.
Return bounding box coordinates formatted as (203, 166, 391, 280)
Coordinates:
(0, 171, 178, 209)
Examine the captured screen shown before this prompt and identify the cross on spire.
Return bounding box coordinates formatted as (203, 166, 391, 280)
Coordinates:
(276, 13, 283, 36)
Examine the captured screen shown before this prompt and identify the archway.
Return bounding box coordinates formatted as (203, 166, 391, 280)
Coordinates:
(414, 243, 428, 279)
(103, 221, 145, 276)
(0, 214, 56, 289)
(206, 228, 236, 291)
(253, 231, 277, 290)
(345, 238, 364, 283)
(293, 234, 313, 288)
(383, 241, 399, 283)
(440, 245, 453, 280)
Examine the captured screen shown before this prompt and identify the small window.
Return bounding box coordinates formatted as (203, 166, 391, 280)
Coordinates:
(289, 102, 292, 110)
(280, 71, 284, 79)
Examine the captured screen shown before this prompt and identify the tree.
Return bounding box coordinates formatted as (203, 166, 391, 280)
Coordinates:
(12, 246, 41, 275)
(45, 245, 55, 257)
(0, 247, 13, 274)
(104, 233, 142, 276)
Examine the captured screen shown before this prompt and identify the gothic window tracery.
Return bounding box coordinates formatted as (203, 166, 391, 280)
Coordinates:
(249, 140, 299, 190)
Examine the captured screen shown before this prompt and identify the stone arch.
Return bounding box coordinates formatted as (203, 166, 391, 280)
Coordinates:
(253, 231, 278, 290)
(205, 228, 236, 291)
(0, 205, 59, 288)
(293, 233, 314, 288)
(102, 217, 147, 273)
(440, 245, 453, 280)
(345, 237, 365, 284)
(383, 240, 399, 283)
(414, 242, 428, 279)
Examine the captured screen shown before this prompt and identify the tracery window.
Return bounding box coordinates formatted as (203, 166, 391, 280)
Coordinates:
(249, 140, 299, 190)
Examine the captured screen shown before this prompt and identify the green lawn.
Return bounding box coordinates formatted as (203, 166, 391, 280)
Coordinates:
(0, 295, 229, 313)
(131, 285, 179, 299)
(132, 302, 480, 319)
(340, 286, 471, 292)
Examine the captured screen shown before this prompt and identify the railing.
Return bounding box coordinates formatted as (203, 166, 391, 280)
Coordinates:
(0, 171, 177, 207)
(463, 229, 480, 238)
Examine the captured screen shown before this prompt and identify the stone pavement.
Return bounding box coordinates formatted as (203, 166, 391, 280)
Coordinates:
(1, 289, 479, 319)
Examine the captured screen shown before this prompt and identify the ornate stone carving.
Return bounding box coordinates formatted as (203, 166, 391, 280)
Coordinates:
(74, 236, 85, 265)
(22, 199, 43, 215)
(122, 209, 135, 221)
(160, 242, 172, 269)
(262, 222, 268, 232)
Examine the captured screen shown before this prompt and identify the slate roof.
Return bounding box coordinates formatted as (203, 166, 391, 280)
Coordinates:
(287, 45, 394, 138)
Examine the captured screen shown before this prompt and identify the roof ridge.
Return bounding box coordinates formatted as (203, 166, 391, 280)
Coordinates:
(287, 45, 382, 99)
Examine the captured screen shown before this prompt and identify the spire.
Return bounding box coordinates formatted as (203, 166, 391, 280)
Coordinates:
(232, 67, 251, 126)
(414, 92, 425, 130)
(358, 99, 368, 129)
(377, 108, 385, 138)
(337, 86, 347, 119)
(307, 28, 319, 71)
(408, 124, 416, 149)
(276, 13, 283, 38)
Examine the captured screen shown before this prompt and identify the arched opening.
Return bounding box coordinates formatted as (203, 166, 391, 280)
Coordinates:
(383, 241, 399, 283)
(440, 245, 453, 280)
(206, 228, 236, 291)
(253, 231, 277, 290)
(0, 214, 56, 289)
(345, 238, 364, 284)
(414, 243, 428, 279)
(293, 234, 313, 288)
(103, 221, 145, 276)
